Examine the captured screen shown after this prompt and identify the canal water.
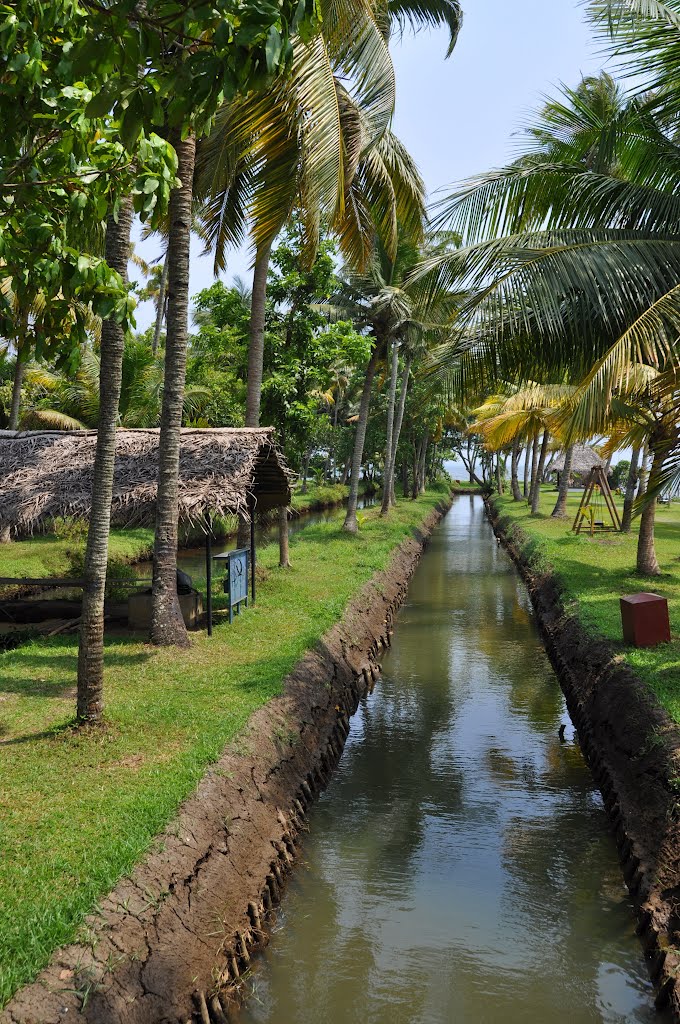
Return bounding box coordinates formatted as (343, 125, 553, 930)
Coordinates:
(239, 496, 662, 1024)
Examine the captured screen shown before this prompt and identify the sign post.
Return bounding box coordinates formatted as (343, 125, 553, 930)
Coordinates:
(214, 548, 249, 624)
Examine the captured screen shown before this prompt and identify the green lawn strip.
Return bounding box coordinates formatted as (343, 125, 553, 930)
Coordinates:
(0, 486, 448, 1007)
(290, 480, 375, 514)
(0, 483, 357, 586)
(493, 488, 680, 721)
(0, 529, 154, 586)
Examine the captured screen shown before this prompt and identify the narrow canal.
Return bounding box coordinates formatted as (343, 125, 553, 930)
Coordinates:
(239, 496, 662, 1023)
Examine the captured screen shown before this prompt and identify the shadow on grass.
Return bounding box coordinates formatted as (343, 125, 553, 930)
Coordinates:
(0, 718, 78, 746)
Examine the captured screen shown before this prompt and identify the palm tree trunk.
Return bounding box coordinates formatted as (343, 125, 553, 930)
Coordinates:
(528, 431, 541, 506)
(402, 459, 409, 498)
(413, 430, 427, 496)
(245, 240, 272, 426)
(388, 356, 411, 507)
(329, 401, 339, 482)
(278, 505, 290, 568)
(622, 446, 640, 533)
(530, 431, 550, 515)
(344, 345, 381, 533)
(236, 240, 272, 549)
(523, 439, 531, 498)
(150, 132, 195, 647)
(511, 439, 522, 501)
(383, 346, 403, 516)
(495, 454, 503, 494)
(637, 444, 663, 576)
(8, 338, 26, 430)
(419, 436, 428, 494)
(637, 443, 650, 498)
(551, 444, 574, 518)
(380, 340, 399, 516)
(76, 196, 134, 723)
(152, 249, 169, 355)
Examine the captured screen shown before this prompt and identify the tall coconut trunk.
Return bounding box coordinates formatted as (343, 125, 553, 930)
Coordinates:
(511, 439, 522, 501)
(530, 431, 550, 515)
(236, 239, 273, 548)
(329, 401, 339, 482)
(528, 431, 541, 506)
(637, 444, 663, 576)
(8, 328, 27, 430)
(495, 454, 503, 494)
(152, 248, 169, 356)
(551, 444, 574, 518)
(245, 240, 272, 426)
(523, 439, 531, 497)
(622, 446, 641, 534)
(412, 430, 427, 498)
(637, 443, 650, 498)
(378, 348, 405, 516)
(344, 345, 381, 533)
(150, 132, 195, 647)
(402, 459, 409, 497)
(418, 433, 428, 494)
(76, 196, 134, 722)
(389, 357, 411, 506)
(380, 340, 400, 516)
(278, 505, 290, 568)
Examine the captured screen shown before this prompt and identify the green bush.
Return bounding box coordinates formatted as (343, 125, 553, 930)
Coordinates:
(65, 549, 139, 603)
(48, 516, 89, 542)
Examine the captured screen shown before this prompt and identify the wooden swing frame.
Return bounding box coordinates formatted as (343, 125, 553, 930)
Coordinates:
(572, 466, 622, 536)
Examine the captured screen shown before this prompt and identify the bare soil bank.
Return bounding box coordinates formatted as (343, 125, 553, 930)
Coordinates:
(486, 498, 680, 1020)
(0, 497, 451, 1024)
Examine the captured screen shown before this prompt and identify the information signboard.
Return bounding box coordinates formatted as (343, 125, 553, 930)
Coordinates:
(214, 548, 249, 623)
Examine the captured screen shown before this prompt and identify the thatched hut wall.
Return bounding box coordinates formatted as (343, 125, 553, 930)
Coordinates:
(0, 428, 292, 537)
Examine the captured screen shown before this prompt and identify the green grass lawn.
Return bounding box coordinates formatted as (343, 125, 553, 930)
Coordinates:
(494, 487, 680, 722)
(0, 529, 154, 587)
(0, 487, 448, 1008)
(0, 483, 356, 589)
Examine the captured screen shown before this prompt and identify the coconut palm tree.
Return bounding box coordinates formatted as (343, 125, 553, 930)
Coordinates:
(414, 71, 680, 568)
(328, 233, 459, 528)
(195, 0, 461, 436)
(77, 199, 134, 721)
(22, 341, 210, 428)
(471, 384, 575, 514)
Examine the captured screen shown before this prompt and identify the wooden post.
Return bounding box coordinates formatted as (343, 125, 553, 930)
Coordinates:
(249, 494, 256, 604)
(205, 528, 212, 637)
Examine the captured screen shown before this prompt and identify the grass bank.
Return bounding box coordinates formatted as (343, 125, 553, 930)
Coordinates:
(492, 487, 680, 721)
(0, 529, 154, 588)
(0, 483, 362, 589)
(0, 486, 449, 1008)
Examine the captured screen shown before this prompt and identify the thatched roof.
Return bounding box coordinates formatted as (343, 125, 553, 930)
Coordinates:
(0, 428, 292, 536)
(551, 444, 606, 474)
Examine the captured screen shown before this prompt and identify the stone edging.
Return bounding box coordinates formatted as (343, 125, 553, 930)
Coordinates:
(485, 496, 680, 1021)
(1, 496, 452, 1024)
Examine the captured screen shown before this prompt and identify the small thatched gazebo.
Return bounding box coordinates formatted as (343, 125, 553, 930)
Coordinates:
(552, 444, 605, 477)
(0, 427, 292, 536)
(0, 428, 292, 626)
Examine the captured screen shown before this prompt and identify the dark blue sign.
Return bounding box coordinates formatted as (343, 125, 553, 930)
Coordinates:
(214, 548, 249, 623)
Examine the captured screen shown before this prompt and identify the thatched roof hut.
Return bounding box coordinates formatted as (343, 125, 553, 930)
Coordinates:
(551, 444, 606, 474)
(0, 428, 292, 537)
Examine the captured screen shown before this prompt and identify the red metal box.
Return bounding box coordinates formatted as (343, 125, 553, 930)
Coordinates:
(620, 593, 671, 648)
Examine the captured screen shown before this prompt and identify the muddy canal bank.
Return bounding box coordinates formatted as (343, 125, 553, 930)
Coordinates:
(486, 497, 680, 1020)
(0, 499, 451, 1024)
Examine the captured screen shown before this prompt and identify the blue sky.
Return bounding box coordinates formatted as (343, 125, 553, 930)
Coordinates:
(133, 0, 604, 330)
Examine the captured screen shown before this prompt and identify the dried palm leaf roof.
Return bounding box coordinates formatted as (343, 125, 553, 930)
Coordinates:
(0, 428, 292, 536)
(551, 444, 606, 474)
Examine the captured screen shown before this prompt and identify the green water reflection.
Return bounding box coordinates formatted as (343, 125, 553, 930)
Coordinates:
(239, 496, 662, 1024)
